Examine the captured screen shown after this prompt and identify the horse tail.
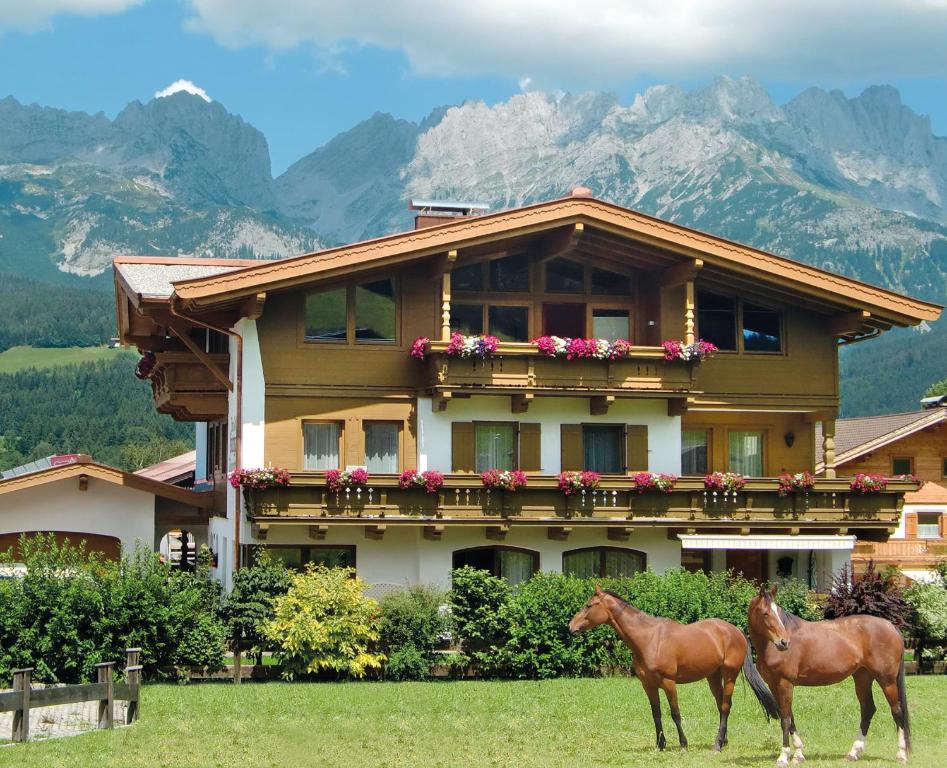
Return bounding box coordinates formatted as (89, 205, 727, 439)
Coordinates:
(897, 654, 911, 755)
(742, 640, 779, 721)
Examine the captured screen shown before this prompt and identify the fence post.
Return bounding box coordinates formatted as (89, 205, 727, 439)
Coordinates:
(11, 668, 32, 743)
(125, 648, 141, 724)
(95, 662, 114, 730)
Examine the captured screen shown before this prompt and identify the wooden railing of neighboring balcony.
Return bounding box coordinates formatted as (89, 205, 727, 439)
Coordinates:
(853, 539, 947, 559)
(149, 351, 229, 421)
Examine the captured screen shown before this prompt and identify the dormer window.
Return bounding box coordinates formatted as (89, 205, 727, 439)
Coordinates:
(743, 303, 781, 352)
(489, 253, 530, 292)
(304, 278, 398, 344)
(697, 292, 783, 353)
(546, 257, 585, 293)
(354, 279, 396, 342)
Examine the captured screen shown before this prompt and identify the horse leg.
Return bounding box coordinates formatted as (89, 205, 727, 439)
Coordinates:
(660, 678, 688, 751)
(774, 680, 795, 767)
(719, 665, 738, 751)
(708, 673, 725, 751)
(789, 713, 805, 763)
(846, 670, 876, 761)
(878, 676, 908, 764)
(643, 681, 666, 750)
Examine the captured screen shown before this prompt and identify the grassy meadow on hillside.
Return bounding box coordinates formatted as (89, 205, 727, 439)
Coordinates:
(0, 346, 122, 374)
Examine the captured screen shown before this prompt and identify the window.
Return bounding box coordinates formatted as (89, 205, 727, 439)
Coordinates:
(591, 267, 631, 296)
(892, 457, 914, 476)
(592, 308, 630, 341)
(729, 430, 764, 476)
(583, 425, 623, 474)
(917, 512, 941, 539)
(697, 292, 736, 351)
(256, 545, 355, 571)
(452, 303, 484, 335)
(563, 547, 646, 578)
(743, 303, 781, 352)
(943, 458, 947, 479)
(304, 286, 347, 341)
(682, 429, 709, 474)
(364, 422, 399, 473)
(475, 423, 516, 472)
(489, 305, 529, 341)
(206, 420, 228, 477)
(452, 263, 483, 292)
(489, 253, 530, 292)
(452, 547, 538, 585)
(304, 423, 341, 470)
(355, 279, 396, 342)
(546, 258, 585, 293)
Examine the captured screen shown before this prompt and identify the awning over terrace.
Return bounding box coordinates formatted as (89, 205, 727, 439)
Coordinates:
(678, 533, 856, 551)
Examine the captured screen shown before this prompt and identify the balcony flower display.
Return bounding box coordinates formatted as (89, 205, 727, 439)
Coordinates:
(632, 471, 677, 493)
(398, 469, 445, 494)
(704, 471, 746, 494)
(446, 333, 499, 359)
(777, 471, 816, 496)
(662, 339, 718, 363)
(480, 469, 528, 492)
(410, 337, 430, 360)
(557, 470, 600, 496)
(850, 473, 888, 493)
(326, 468, 370, 493)
(532, 336, 632, 361)
(228, 466, 291, 490)
(134, 351, 157, 380)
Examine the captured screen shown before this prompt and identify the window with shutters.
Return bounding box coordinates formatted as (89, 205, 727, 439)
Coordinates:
(364, 422, 399, 473)
(563, 547, 646, 578)
(303, 422, 342, 470)
(475, 423, 517, 472)
(582, 426, 623, 473)
(452, 546, 538, 585)
(916, 511, 941, 539)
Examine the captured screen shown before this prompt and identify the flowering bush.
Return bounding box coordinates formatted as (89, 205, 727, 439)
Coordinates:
(228, 466, 291, 490)
(532, 336, 632, 361)
(398, 469, 445, 494)
(480, 469, 528, 491)
(777, 471, 816, 496)
(445, 333, 499, 359)
(662, 339, 718, 362)
(704, 472, 746, 493)
(850, 473, 888, 493)
(410, 337, 430, 360)
(632, 471, 677, 493)
(134, 351, 157, 380)
(557, 471, 600, 496)
(326, 468, 370, 492)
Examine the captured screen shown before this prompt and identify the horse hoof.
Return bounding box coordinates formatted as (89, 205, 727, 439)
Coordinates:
(844, 756, 858, 762)
(792, 755, 805, 764)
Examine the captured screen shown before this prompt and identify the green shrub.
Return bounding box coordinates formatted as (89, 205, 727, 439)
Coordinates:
(378, 585, 448, 680)
(448, 566, 512, 662)
(770, 577, 823, 622)
(385, 646, 431, 681)
(220, 550, 291, 663)
(263, 565, 384, 679)
(904, 580, 947, 672)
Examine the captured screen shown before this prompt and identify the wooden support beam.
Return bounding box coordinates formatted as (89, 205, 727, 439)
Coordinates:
(822, 417, 837, 479)
(547, 526, 572, 541)
(239, 292, 267, 320)
(433, 392, 452, 412)
(252, 523, 269, 540)
(308, 525, 328, 541)
(607, 527, 633, 542)
(439, 250, 458, 341)
(684, 279, 696, 345)
(537, 223, 585, 263)
(168, 320, 234, 392)
(667, 398, 689, 417)
(485, 524, 509, 541)
(511, 393, 533, 414)
(827, 310, 871, 337)
(590, 395, 615, 416)
(78, 474, 89, 491)
(423, 524, 445, 541)
(364, 524, 386, 541)
(661, 258, 703, 288)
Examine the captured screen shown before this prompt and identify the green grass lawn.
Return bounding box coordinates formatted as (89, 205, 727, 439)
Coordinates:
(0, 346, 125, 374)
(4, 677, 946, 767)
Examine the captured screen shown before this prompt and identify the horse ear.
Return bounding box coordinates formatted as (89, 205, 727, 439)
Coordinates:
(594, 584, 603, 595)
(757, 583, 767, 597)
(770, 584, 778, 598)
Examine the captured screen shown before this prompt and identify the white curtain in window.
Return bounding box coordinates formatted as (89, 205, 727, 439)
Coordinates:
(605, 549, 645, 577)
(681, 430, 708, 474)
(498, 550, 534, 586)
(563, 550, 600, 579)
(365, 423, 399, 473)
(304, 423, 340, 470)
(475, 424, 515, 472)
(728, 431, 763, 476)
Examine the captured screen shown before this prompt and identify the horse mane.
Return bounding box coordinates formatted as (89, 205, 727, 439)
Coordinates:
(602, 589, 628, 604)
(775, 604, 803, 631)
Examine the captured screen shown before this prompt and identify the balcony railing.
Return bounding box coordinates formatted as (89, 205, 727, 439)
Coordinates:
(149, 351, 229, 421)
(853, 539, 947, 560)
(246, 474, 914, 532)
(425, 342, 696, 398)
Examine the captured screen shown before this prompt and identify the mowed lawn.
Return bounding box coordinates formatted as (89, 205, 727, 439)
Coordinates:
(4, 677, 946, 768)
(0, 345, 124, 373)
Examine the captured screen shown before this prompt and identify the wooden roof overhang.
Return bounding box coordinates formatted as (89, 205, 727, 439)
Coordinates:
(166, 195, 941, 337)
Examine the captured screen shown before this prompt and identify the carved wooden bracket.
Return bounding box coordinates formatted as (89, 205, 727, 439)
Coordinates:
(511, 393, 533, 414)
(590, 395, 615, 416)
(364, 524, 387, 541)
(607, 526, 633, 541)
(423, 524, 445, 541)
(485, 524, 509, 541)
(308, 524, 328, 541)
(547, 526, 572, 541)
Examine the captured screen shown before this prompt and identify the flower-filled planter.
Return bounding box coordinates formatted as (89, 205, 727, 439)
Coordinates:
(135, 351, 157, 380)
(326, 468, 370, 493)
(661, 339, 718, 363)
(410, 337, 430, 360)
(480, 469, 528, 492)
(632, 471, 677, 493)
(777, 471, 815, 496)
(533, 336, 632, 361)
(446, 333, 499, 359)
(557, 471, 600, 496)
(850, 473, 888, 493)
(228, 466, 291, 490)
(704, 472, 746, 498)
(399, 469, 445, 494)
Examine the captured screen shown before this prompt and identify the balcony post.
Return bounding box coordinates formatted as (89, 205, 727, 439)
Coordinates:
(684, 279, 696, 346)
(822, 418, 837, 479)
(440, 250, 457, 341)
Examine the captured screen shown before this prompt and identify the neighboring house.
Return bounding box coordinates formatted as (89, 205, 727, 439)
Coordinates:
(0, 454, 212, 561)
(816, 397, 947, 582)
(112, 191, 942, 591)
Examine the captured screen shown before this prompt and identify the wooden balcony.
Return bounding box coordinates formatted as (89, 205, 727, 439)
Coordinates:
(246, 475, 915, 538)
(853, 538, 947, 564)
(424, 342, 697, 408)
(149, 351, 229, 421)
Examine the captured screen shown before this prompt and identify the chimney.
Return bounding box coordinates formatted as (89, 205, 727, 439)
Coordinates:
(409, 199, 490, 230)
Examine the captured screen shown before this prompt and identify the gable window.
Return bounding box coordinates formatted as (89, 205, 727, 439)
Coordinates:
(304, 286, 347, 341)
(592, 308, 630, 341)
(742, 302, 781, 352)
(729, 430, 764, 476)
(364, 422, 399, 473)
(452, 546, 538, 585)
(583, 425, 623, 474)
(355, 279, 396, 342)
(591, 267, 631, 296)
(475, 423, 516, 472)
(682, 429, 709, 474)
(304, 422, 341, 470)
(305, 278, 398, 344)
(892, 457, 914, 476)
(451, 262, 484, 292)
(697, 292, 736, 351)
(563, 547, 646, 578)
(489, 253, 530, 292)
(452, 303, 484, 335)
(546, 258, 585, 293)
(452, 304, 529, 341)
(917, 512, 941, 539)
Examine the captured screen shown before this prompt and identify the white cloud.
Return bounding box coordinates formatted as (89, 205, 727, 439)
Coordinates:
(518, 77, 532, 92)
(0, 0, 142, 31)
(183, 0, 947, 85)
(154, 79, 212, 102)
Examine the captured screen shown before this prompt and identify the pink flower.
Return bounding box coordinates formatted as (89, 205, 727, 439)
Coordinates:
(557, 470, 601, 496)
(229, 467, 291, 490)
(633, 471, 677, 493)
(704, 472, 745, 493)
(777, 471, 815, 496)
(850, 473, 888, 493)
(399, 469, 444, 494)
(481, 469, 528, 491)
(410, 337, 430, 360)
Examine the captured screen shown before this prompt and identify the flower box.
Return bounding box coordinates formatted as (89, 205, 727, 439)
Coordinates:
(557, 471, 600, 496)
(632, 471, 677, 493)
(228, 466, 291, 490)
(326, 468, 370, 492)
(661, 339, 717, 362)
(850, 473, 888, 493)
(398, 469, 445, 494)
(777, 471, 815, 496)
(480, 469, 528, 491)
(532, 336, 632, 360)
(704, 472, 746, 494)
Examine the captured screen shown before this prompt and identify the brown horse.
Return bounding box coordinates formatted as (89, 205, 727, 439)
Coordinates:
(569, 586, 779, 751)
(748, 585, 911, 766)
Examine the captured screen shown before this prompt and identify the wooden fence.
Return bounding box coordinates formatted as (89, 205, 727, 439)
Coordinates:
(0, 648, 141, 743)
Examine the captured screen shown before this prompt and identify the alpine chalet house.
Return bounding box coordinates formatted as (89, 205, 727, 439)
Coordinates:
(112, 191, 941, 590)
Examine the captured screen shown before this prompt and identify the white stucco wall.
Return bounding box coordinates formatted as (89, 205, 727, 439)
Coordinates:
(0, 477, 154, 556)
(194, 422, 208, 484)
(417, 395, 681, 475)
(891, 503, 947, 540)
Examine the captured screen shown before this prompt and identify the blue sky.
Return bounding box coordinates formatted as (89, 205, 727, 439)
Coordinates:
(1, 1, 945, 175)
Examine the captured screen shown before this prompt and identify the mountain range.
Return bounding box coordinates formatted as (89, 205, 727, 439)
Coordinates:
(0, 76, 945, 414)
